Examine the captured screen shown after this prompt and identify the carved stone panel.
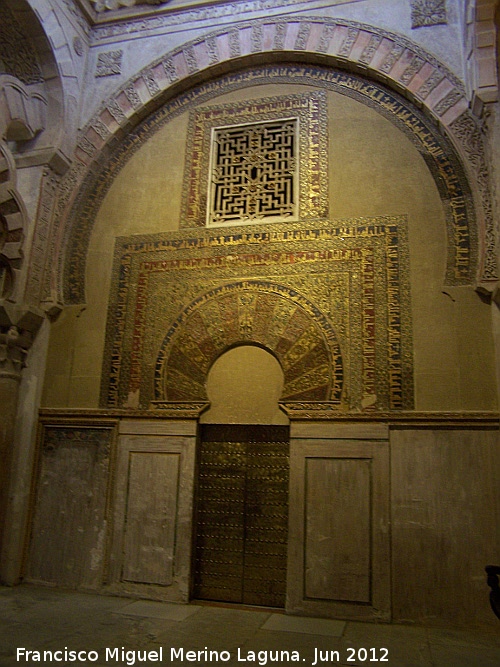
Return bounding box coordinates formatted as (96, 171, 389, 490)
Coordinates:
(410, 0, 447, 29)
(207, 119, 298, 226)
(181, 91, 328, 228)
(95, 50, 123, 77)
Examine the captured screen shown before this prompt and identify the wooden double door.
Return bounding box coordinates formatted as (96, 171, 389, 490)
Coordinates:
(193, 424, 289, 607)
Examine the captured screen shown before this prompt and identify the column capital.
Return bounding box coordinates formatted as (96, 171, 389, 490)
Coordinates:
(0, 327, 25, 380)
(0, 302, 44, 380)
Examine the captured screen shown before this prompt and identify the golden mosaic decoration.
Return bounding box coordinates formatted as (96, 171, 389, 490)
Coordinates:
(101, 217, 413, 413)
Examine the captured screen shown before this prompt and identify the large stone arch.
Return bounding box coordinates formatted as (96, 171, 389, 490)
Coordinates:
(0, 0, 83, 305)
(2, 0, 71, 165)
(53, 16, 497, 306)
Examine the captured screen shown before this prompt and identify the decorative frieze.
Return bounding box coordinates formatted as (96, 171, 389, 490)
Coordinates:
(449, 111, 498, 282)
(90, 0, 168, 11)
(90, 0, 326, 41)
(39, 407, 500, 425)
(25, 168, 60, 308)
(56, 162, 86, 217)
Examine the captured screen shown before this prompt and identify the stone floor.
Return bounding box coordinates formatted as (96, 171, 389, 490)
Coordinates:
(1, 585, 499, 667)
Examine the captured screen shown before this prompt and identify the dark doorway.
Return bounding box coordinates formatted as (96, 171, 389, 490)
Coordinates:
(193, 424, 289, 607)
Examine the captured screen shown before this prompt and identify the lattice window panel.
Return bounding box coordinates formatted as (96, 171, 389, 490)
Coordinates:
(207, 119, 298, 226)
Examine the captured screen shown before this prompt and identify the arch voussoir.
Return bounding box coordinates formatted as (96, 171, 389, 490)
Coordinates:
(75, 17, 469, 167)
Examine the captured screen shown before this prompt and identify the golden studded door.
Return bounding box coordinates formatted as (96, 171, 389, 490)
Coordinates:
(193, 424, 289, 607)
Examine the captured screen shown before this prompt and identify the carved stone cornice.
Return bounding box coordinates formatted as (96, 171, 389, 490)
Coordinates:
(279, 402, 500, 427)
(39, 403, 210, 421)
(38, 406, 500, 428)
(149, 401, 210, 418)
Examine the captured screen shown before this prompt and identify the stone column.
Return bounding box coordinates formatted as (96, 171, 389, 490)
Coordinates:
(0, 327, 26, 559)
(0, 307, 43, 583)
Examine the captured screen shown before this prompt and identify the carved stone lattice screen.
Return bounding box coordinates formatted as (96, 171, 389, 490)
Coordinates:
(181, 92, 328, 228)
(208, 119, 298, 226)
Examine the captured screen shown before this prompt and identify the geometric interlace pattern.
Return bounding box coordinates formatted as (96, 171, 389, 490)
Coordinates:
(208, 119, 298, 225)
